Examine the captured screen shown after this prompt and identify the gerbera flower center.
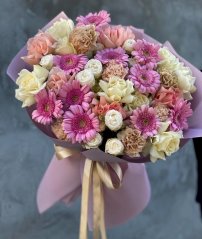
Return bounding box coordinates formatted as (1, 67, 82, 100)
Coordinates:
(72, 114, 93, 133)
(66, 89, 84, 106)
(60, 55, 78, 71)
(87, 16, 103, 25)
(105, 52, 120, 60)
(40, 100, 55, 116)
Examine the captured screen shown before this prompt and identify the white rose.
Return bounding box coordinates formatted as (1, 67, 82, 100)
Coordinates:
(76, 69, 95, 87)
(150, 131, 183, 163)
(105, 138, 124, 156)
(15, 65, 48, 107)
(40, 54, 53, 70)
(46, 18, 74, 40)
(85, 59, 103, 78)
(84, 133, 103, 149)
(105, 110, 123, 131)
(123, 39, 136, 53)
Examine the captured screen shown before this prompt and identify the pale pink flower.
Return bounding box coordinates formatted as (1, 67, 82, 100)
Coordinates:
(63, 105, 100, 143)
(58, 80, 94, 111)
(132, 40, 161, 68)
(99, 25, 135, 48)
(53, 54, 88, 75)
(22, 32, 55, 65)
(95, 47, 128, 66)
(154, 87, 182, 108)
(76, 10, 111, 30)
(32, 89, 63, 125)
(129, 64, 160, 94)
(170, 98, 192, 131)
(130, 105, 160, 137)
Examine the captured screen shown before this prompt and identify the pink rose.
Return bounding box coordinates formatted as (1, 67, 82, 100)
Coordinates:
(22, 32, 55, 65)
(154, 87, 182, 108)
(98, 25, 135, 48)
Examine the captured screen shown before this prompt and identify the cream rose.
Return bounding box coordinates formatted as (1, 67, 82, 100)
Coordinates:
(123, 39, 136, 53)
(76, 69, 95, 87)
(98, 76, 135, 103)
(150, 130, 183, 163)
(127, 91, 150, 111)
(40, 54, 53, 69)
(105, 109, 123, 131)
(105, 138, 124, 156)
(85, 59, 103, 78)
(84, 133, 103, 149)
(15, 65, 49, 107)
(54, 37, 76, 55)
(46, 18, 74, 40)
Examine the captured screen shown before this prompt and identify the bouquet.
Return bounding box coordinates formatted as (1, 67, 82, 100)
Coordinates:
(7, 11, 202, 239)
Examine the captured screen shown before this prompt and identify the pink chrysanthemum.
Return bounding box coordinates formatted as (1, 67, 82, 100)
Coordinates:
(132, 40, 161, 68)
(76, 10, 111, 30)
(95, 47, 129, 66)
(129, 64, 160, 94)
(32, 89, 63, 125)
(130, 106, 160, 137)
(63, 105, 100, 143)
(170, 98, 193, 131)
(59, 80, 94, 111)
(54, 54, 88, 74)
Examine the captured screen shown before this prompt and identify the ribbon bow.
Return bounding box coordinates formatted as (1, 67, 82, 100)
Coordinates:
(54, 145, 123, 239)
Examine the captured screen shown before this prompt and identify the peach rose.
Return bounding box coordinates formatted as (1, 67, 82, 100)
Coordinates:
(47, 67, 69, 95)
(154, 87, 182, 108)
(22, 32, 55, 65)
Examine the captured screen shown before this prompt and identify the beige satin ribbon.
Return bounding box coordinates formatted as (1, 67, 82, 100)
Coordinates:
(54, 145, 123, 239)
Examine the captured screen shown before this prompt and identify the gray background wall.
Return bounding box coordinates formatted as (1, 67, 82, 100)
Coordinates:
(0, 0, 202, 238)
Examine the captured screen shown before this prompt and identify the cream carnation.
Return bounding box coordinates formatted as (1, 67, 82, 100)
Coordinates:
(98, 76, 135, 103)
(150, 130, 183, 163)
(84, 133, 103, 149)
(105, 109, 123, 131)
(85, 59, 103, 78)
(105, 138, 124, 156)
(15, 65, 48, 107)
(46, 18, 74, 40)
(123, 39, 136, 53)
(76, 69, 95, 87)
(40, 54, 53, 70)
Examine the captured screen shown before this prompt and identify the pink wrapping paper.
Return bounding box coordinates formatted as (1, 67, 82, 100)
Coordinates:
(7, 12, 202, 229)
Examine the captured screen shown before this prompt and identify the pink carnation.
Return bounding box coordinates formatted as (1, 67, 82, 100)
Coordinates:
(53, 54, 88, 75)
(95, 47, 129, 66)
(99, 25, 135, 48)
(58, 80, 94, 111)
(63, 105, 100, 143)
(170, 98, 192, 131)
(130, 106, 160, 137)
(32, 89, 63, 125)
(76, 10, 111, 30)
(129, 64, 160, 94)
(132, 40, 161, 68)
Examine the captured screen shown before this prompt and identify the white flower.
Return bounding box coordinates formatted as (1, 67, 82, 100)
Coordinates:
(15, 65, 48, 107)
(98, 77, 135, 103)
(75, 69, 95, 87)
(84, 133, 103, 149)
(46, 18, 74, 40)
(105, 109, 123, 131)
(40, 54, 53, 70)
(123, 39, 136, 53)
(85, 59, 103, 78)
(158, 47, 196, 96)
(150, 130, 183, 163)
(105, 138, 124, 156)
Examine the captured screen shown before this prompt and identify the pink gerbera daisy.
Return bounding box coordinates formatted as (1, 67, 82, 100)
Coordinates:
(76, 10, 111, 30)
(130, 106, 160, 137)
(58, 80, 94, 111)
(170, 98, 193, 131)
(129, 64, 160, 94)
(32, 89, 63, 125)
(54, 54, 88, 75)
(95, 47, 129, 66)
(132, 40, 161, 68)
(63, 105, 100, 143)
